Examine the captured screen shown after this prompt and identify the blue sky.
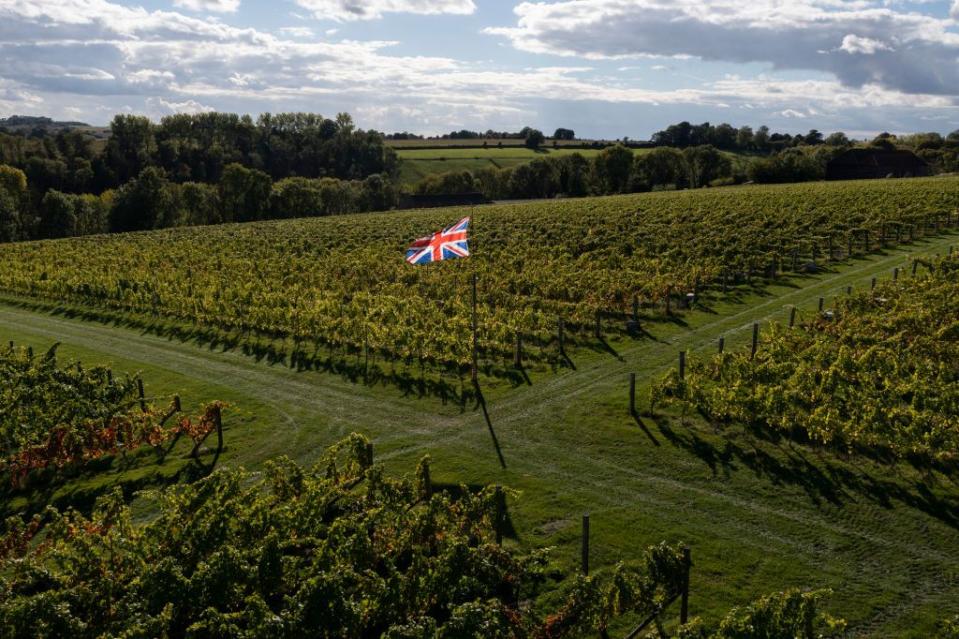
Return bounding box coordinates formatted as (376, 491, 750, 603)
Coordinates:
(1, 0, 958, 138)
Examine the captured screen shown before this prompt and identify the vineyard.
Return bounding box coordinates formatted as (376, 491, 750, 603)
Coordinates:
(0, 343, 223, 486)
(0, 433, 843, 638)
(652, 254, 959, 460)
(0, 177, 957, 379)
(1, 177, 959, 635)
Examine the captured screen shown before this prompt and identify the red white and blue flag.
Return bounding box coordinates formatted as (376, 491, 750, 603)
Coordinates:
(405, 216, 471, 265)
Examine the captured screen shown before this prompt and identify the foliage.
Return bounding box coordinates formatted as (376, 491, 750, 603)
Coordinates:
(653, 254, 959, 460)
(0, 343, 222, 485)
(678, 589, 845, 639)
(1, 178, 957, 374)
(748, 149, 825, 184)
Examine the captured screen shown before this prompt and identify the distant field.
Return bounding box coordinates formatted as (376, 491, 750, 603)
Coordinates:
(395, 145, 753, 185)
(395, 146, 618, 184)
(387, 137, 605, 149)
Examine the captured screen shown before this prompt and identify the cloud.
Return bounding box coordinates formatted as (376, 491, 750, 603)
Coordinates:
(146, 96, 215, 115)
(485, 0, 959, 96)
(278, 26, 314, 37)
(172, 0, 240, 12)
(294, 0, 475, 21)
(0, 0, 954, 134)
(952, 0, 959, 18)
(839, 34, 893, 54)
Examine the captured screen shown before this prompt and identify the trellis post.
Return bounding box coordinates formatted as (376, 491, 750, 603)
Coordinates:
(581, 514, 590, 575)
(680, 547, 691, 624)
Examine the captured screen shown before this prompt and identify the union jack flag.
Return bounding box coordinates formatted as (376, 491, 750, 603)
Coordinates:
(405, 216, 471, 265)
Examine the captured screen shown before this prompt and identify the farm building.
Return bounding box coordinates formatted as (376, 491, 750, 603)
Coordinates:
(825, 148, 930, 180)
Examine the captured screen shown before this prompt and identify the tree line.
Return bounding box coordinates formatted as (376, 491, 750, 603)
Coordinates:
(0, 111, 396, 195)
(414, 144, 743, 200)
(651, 120, 959, 169)
(384, 126, 574, 142)
(3, 111, 959, 244)
(0, 163, 396, 241)
(0, 111, 399, 241)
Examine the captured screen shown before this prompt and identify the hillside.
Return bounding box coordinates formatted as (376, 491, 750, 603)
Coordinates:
(394, 145, 755, 187)
(1, 178, 958, 635)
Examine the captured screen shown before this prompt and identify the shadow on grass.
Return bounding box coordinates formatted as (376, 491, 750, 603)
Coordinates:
(647, 414, 959, 529)
(1, 444, 223, 520)
(473, 379, 507, 469)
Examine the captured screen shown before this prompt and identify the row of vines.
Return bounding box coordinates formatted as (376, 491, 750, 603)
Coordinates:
(0, 178, 956, 373)
(0, 433, 846, 638)
(0, 343, 223, 485)
(652, 254, 959, 460)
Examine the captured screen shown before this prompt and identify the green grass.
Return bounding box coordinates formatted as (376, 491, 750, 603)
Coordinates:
(395, 146, 754, 186)
(1, 229, 957, 636)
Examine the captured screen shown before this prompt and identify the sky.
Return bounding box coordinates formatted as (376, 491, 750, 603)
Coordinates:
(1, 0, 958, 139)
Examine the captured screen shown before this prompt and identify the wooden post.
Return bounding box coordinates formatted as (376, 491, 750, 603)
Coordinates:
(679, 351, 686, 381)
(718, 336, 725, 353)
(471, 274, 478, 382)
(594, 309, 602, 340)
(27, 346, 33, 358)
(173, 395, 181, 412)
(629, 373, 636, 415)
(137, 378, 146, 412)
(751, 322, 759, 359)
(680, 547, 691, 624)
(495, 485, 504, 545)
(513, 332, 523, 369)
(871, 277, 877, 290)
(789, 307, 797, 328)
(581, 514, 590, 575)
(912, 260, 919, 276)
(365, 441, 374, 469)
(214, 404, 224, 453)
(846, 285, 852, 295)
(893, 267, 899, 281)
(558, 317, 565, 356)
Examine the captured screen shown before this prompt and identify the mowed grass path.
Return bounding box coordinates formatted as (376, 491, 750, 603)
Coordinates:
(1, 232, 958, 636)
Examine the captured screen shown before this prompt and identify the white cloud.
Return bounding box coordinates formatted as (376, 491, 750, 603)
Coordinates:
(295, 0, 475, 21)
(839, 34, 893, 54)
(147, 96, 215, 115)
(0, 0, 955, 135)
(951, 0, 959, 18)
(485, 0, 959, 96)
(780, 109, 807, 118)
(278, 26, 314, 37)
(172, 0, 240, 12)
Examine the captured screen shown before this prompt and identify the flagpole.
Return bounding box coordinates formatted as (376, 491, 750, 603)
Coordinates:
(471, 272, 478, 382)
(470, 207, 478, 383)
